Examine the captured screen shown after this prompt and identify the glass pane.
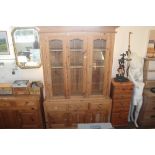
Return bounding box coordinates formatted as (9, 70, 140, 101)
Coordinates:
(49, 40, 63, 67)
(70, 39, 83, 66)
(93, 39, 106, 66)
(70, 39, 83, 49)
(70, 68, 83, 95)
(49, 40, 62, 50)
(94, 39, 106, 49)
(51, 68, 64, 96)
(92, 67, 104, 94)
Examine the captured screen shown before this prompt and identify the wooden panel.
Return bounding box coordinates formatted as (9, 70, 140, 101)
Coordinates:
(91, 110, 109, 123)
(0, 110, 19, 129)
(47, 111, 71, 127)
(0, 111, 5, 128)
(71, 111, 86, 124)
(17, 110, 40, 128)
(111, 112, 129, 126)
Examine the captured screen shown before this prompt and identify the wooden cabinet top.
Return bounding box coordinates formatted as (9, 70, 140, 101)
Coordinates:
(111, 79, 133, 87)
(38, 26, 118, 33)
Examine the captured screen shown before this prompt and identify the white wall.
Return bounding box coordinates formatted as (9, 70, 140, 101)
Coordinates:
(0, 26, 155, 84)
(0, 26, 44, 83)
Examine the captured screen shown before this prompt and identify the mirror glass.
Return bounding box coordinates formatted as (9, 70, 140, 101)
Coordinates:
(12, 27, 41, 68)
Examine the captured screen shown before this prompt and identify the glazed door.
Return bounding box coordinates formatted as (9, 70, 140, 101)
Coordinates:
(88, 33, 109, 96)
(41, 34, 67, 98)
(67, 35, 87, 96)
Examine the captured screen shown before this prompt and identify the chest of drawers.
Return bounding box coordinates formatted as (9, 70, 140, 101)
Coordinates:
(110, 79, 133, 126)
(138, 89, 155, 127)
(0, 95, 43, 129)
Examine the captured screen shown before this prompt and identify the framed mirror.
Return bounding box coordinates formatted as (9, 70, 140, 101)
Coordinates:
(12, 27, 41, 69)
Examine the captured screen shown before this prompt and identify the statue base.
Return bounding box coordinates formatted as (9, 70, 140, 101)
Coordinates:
(114, 74, 129, 82)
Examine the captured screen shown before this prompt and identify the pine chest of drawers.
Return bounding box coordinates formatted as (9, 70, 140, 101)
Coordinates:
(0, 95, 44, 128)
(110, 79, 133, 127)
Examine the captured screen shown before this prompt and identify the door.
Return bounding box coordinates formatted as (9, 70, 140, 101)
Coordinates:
(0, 111, 5, 128)
(67, 34, 87, 96)
(88, 33, 109, 96)
(42, 34, 67, 98)
(17, 110, 39, 128)
(0, 110, 19, 129)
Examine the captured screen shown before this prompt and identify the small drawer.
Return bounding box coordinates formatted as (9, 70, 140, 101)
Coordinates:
(89, 103, 105, 111)
(111, 112, 129, 126)
(0, 100, 16, 107)
(145, 103, 155, 111)
(68, 103, 88, 111)
(13, 87, 29, 95)
(113, 87, 133, 93)
(47, 103, 68, 111)
(143, 112, 155, 121)
(112, 94, 132, 99)
(112, 102, 130, 113)
(16, 100, 36, 106)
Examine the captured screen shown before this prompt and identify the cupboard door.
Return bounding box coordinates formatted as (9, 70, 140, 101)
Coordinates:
(0, 110, 19, 129)
(88, 34, 108, 95)
(17, 110, 39, 128)
(44, 35, 68, 97)
(0, 111, 5, 128)
(68, 36, 87, 96)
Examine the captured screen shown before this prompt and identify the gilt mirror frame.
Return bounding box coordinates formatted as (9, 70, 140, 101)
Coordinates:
(12, 27, 42, 69)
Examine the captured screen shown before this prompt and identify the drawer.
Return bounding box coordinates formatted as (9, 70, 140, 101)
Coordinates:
(111, 112, 129, 126)
(0, 100, 16, 107)
(113, 87, 133, 94)
(13, 88, 29, 95)
(46, 103, 68, 111)
(90, 103, 104, 110)
(112, 94, 132, 99)
(143, 111, 155, 121)
(144, 102, 155, 111)
(68, 103, 88, 111)
(48, 111, 67, 124)
(112, 102, 130, 113)
(89, 103, 107, 111)
(147, 98, 155, 104)
(16, 100, 36, 106)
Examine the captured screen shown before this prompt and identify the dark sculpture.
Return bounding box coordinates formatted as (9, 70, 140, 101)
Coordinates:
(114, 52, 129, 82)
